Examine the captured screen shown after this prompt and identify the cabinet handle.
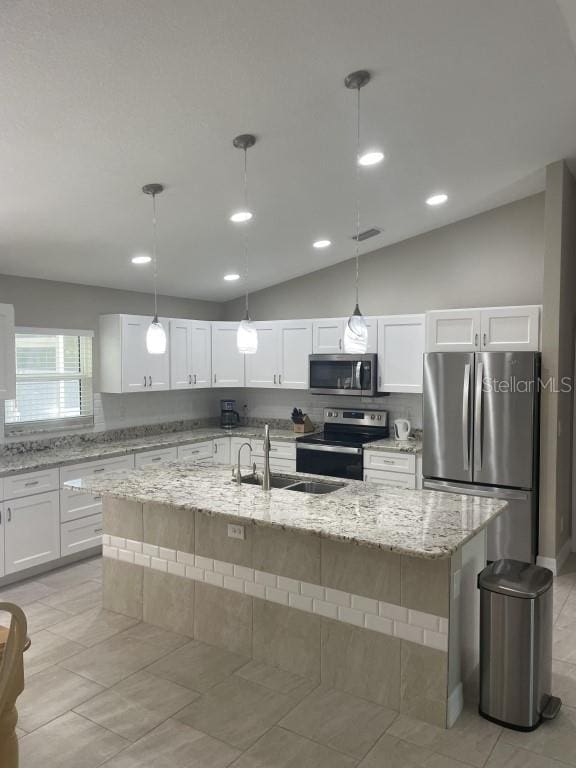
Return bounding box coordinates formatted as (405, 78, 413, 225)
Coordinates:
(273, 374, 276, 384)
(474, 333, 479, 347)
(483, 333, 487, 346)
(24, 480, 39, 487)
(149, 376, 152, 387)
(194, 374, 197, 384)
(7, 508, 11, 523)
(94, 468, 105, 473)
(214, 373, 217, 384)
(278, 374, 282, 385)
(188, 374, 192, 385)
(94, 528, 103, 534)
(378, 375, 382, 387)
(143, 375, 147, 387)
(339, 339, 342, 351)
(94, 496, 102, 502)
(364, 474, 367, 482)
(214, 443, 218, 454)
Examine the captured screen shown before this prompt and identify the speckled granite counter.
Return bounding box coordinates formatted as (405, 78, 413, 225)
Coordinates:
(67, 463, 505, 559)
(363, 437, 422, 454)
(0, 426, 301, 477)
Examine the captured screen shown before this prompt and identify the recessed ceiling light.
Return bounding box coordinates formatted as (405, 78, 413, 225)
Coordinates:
(224, 273, 240, 281)
(426, 193, 448, 206)
(313, 239, 331, 249)
(131, 254, 152, 264)
(358, 151, 384, 167)
(230, 210, 253, 223)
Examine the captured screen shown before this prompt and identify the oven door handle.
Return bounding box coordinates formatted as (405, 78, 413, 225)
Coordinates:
(297, 444, 362, 455)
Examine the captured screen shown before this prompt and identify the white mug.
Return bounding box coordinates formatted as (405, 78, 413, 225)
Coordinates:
(394, 419, 411, 441)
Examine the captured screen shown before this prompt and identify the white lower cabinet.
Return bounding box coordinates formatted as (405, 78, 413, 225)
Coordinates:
(61, 514, 103, 556)
(4, 490, 60, 575)
(135, 447, 178, 467)
(60, 455, 135, 524)
(212, 438, 231, 465)
(363, 450, 418, 491)
(0, 505, 4, 576)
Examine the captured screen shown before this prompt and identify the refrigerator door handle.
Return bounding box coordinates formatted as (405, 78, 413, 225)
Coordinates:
(462, 363, 471, 471)
(423, 479, 529, 501)
(474, 361, 484, 472)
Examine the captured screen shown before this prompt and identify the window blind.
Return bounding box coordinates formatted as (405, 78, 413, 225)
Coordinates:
(5, 331, 94, 433)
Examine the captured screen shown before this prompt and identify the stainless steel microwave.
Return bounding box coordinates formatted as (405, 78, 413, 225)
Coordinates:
(308, 354, 378, 396)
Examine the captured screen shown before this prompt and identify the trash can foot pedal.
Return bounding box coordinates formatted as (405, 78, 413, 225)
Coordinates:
(542, 696, 562, 721)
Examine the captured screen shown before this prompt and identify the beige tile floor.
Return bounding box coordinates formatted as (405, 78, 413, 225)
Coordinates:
(2, 554, 576, 767)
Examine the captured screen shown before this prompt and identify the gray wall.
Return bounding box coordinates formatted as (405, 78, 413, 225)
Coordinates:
(223, 194, 544, 321)
(540, 162, 576, 560)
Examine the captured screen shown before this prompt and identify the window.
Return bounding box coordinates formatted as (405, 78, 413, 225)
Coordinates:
(5, 329, 94, 433)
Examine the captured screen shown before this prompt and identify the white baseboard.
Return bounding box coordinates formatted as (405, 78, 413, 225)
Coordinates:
(447, 683, 464, 728)
(537, 538, 573, 575)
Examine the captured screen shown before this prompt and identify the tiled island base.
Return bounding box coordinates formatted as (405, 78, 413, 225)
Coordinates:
(101, 498, 481, 729)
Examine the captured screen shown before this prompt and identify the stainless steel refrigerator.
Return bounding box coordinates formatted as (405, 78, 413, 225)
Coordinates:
(423, 351, 540, 563)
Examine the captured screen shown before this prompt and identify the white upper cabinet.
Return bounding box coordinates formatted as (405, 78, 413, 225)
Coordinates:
(377, 314, 425, 393)
(0, 303, 15, 400)
(278, 320, 312, 389)
(426, 306, 541, 353)
(245, 323, 278, 388)
(170, 319, 212, 389)
(245, 320, 312, 390)
(190, 321, 212, 387)
(426, 309, 482, 352)
(100, 314, 170, 393)
(480, 306, 540, 352)
(312, 317, 377, 354)
(211, 322, 245, 387)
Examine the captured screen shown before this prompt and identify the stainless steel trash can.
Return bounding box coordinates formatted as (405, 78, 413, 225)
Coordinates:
(478, 559, 561, 731)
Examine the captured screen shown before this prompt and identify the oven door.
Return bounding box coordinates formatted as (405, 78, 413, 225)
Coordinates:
(308, 354, 377, 396)
(296, 444, 363, 480)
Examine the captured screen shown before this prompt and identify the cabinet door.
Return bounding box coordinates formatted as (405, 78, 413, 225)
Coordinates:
(0, 303, 15, 400)
(377, 315, 425, 393)
(212, 323, 245, 387)
(170, 319, 193, 389)
(191, 321, 212, 387)
(425, 309, 481, 352)
(212, 437, 231, 465)
(147, 317, 170, 390)
(0, 504, 4, 577)
(245, 323, 278, 388)
(278, 320, 312, 389)
(312, 319, 345, 353)
(5, 491, 60, 574)
(121, 316, 148, 392)
(480, 306, 540, 352)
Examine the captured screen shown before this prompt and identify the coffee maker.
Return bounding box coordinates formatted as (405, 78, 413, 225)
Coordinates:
(220, 399, 240, 430)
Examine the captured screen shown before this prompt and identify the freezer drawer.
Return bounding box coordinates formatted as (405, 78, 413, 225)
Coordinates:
(423, 480, 536, 563)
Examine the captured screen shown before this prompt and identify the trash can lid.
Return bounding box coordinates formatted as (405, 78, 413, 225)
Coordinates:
(478, 559, 553, 598)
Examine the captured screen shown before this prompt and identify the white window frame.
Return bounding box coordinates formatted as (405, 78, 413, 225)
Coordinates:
(4, 327, 95, 435)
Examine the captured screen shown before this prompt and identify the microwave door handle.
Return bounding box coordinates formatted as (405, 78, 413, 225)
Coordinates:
(474, 361, 484, 472)
(462, 363, 471, 471)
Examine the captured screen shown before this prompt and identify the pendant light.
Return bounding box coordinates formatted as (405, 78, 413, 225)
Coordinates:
(343, 70, 371, 354)
(142, 183, 167, 355)
(232, 134, 258, 355)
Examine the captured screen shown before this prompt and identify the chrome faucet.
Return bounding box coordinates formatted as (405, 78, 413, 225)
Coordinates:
(233, 442, 253, 486)
(262, 424, 271, 491)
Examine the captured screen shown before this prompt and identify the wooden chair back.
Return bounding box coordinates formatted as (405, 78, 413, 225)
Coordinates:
(0, 603, 28, 768)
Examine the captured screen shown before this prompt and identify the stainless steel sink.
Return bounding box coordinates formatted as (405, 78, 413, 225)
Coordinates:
(285, 480, 346, 495)
(239, 474, 301, 489)
(237, 474, 345, 494)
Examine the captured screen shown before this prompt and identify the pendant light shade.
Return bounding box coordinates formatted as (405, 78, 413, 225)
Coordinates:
(342, 70, 371, 354)
(232, 134, 258, 354)
(142, 183, 167, 355)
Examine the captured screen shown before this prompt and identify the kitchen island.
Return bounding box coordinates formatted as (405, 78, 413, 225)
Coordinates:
(67, 463, 506, 729)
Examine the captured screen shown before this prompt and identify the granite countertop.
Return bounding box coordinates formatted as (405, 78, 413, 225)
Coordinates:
(0, 427, 301, 478)
(66, 463, 506, 560)
(363, 437, 422, 454)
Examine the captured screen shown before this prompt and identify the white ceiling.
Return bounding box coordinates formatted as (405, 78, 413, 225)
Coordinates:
(1, 0, 576, 302)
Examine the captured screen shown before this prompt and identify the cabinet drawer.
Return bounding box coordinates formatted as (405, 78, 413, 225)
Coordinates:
(60, 455, 135, 523)
(364, 451, 415, 474)
(364, 469, 416, 489)
(61, 514, 103, 556)
(177, 442, 213, 461)
(253, 456, 296, 473)
(60, 455, 135, 485)
(135, 447, 178, 467)
(4, 467, 60, 500)
(251, 440, 296, 460)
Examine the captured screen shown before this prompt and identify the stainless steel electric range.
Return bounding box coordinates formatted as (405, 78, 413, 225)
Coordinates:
(296, 408, 389, 481)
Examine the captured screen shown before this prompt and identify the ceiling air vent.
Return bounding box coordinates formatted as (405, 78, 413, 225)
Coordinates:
(352, 227, 382, 242)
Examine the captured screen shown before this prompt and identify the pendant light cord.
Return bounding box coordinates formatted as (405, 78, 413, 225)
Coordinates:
(152, 192, 159, 321)
(354, 85, 361, 309)
(243, 147, 250, 320)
